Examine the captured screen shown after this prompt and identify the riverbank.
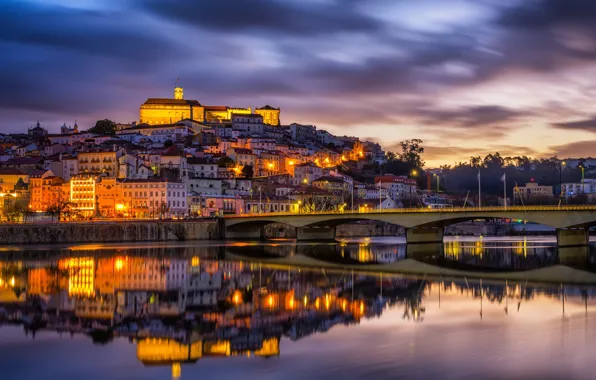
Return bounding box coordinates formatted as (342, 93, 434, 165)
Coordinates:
(0, 220, 221, 245)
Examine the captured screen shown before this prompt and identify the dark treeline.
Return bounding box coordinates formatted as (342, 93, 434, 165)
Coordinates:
(380, 141, 586, 200)
(439, 153, 583, 197)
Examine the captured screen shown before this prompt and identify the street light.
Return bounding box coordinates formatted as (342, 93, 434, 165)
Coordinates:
(433, 173, 440, 192)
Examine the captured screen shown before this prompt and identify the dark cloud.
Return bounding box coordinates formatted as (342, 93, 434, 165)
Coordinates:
(1, 0, 596, 164)
(141, 0, 381, 36)
(417, 105, 528, 127)
(549, 140, 596, 158)
(551, 117, 596, 132)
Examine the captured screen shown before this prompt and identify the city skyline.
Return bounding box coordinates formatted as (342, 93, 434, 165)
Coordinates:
(2, 0, 596, 167)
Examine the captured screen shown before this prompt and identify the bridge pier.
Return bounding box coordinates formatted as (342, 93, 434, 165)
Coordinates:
(406, 227, 444, 244)
(225, 225, 264, 240)
(556, 228, 588, 266)
(296, 226, 336, 242)
(405, 227, 444, 261)
(556, 228, 588, 247)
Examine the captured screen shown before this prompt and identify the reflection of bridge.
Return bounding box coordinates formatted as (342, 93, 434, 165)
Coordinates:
(224, 206, 596, 248)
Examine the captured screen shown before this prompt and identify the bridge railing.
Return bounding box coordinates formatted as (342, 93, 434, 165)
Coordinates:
(226, 205, 596, 218)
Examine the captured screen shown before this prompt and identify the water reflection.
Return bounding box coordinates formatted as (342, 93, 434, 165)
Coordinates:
(1, 242, 596, 379)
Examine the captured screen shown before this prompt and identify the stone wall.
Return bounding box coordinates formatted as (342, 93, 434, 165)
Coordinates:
(0, 220, 220, 245)
(264, 222, 404, 238)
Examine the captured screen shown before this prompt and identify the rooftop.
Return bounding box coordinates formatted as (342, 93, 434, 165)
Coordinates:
(142, 98, 201, 106)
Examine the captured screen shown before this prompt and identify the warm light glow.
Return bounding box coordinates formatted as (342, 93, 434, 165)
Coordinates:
(172, 363, 181, 379)
(267, 163, 273, 169)
(114, 257, 125, 271)
(268, 295, 274, 308)
(289, 160, 295, 166)
(191, 256, 200, 267)
(315, 298, 320, 309)
(232, 290, 242, 305)
(303, 295, 308, 306)
(0, 278, 3, 286)
(10, 276, 15, 287)
(115, 203, 125, 211)
(288, 297, 294, 309)
(303, 178, 308, 184)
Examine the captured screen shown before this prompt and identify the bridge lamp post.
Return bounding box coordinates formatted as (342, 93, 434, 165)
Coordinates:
(433, 173, 440, 192)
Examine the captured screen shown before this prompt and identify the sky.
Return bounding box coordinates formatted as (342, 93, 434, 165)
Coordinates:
(1, 0, 596, 167)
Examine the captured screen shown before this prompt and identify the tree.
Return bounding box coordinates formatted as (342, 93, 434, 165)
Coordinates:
(398, 139, 425, 168)
(46, 196, 73, 222)
(217, 156, 235, 168)
(241, 165, 254, 179)
(89, 119, 117, 135)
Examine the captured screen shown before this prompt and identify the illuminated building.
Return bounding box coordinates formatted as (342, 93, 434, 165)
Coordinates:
(27, 268, 55, 295)
(203, 340, 231, 356)
(137, 338, 203, 365)
(29, 172, 64, 212)
(140, 85, 203, 124)
(95, 177, 122, 217)
(0, 168, 29, 192)
(226, 147, 256, 170)
(60, 257, 95, 297)
(78, 149, 122, 177)
(69, 173, 99, 217)
(293, 162, 323, 185)
(140, 85, 278, 125)
(255, 105, 280, 126)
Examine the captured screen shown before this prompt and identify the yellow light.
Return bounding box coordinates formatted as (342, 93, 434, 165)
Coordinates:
(289, 298, 294, 309)
(341, 155, 346, 161)
(303, 178, 308, 184)
(114, 258, 124, 271)
(191, 256, 200, 267)
(360, 301, 364, 314)
(289, 160, 295, 166)
(342, 299, 347, 311)
(233, 290, 242, 305)
(10, 277, 15, 287)
(315, 298, 320, 309)
(115, 203, 125, 211)
(172, 362, 181, 379)
(303, 295, 308, 306)
(267, 163, 273, 169)
(0, 278, 3, 286)
(268, 295, 274, 308)
(324, 157, 329, 163)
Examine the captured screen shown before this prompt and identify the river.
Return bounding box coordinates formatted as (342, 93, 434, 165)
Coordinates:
(0, 236, 595, 379)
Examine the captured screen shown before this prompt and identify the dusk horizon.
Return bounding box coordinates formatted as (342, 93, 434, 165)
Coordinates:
(3, 0, 596, 167)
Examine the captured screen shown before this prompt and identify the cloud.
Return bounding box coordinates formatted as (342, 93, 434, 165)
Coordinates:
(551, 117, 596, 132)
(141, 0, 382, 36)
(548, 140, 596, 158)
(416, 105, 528, 127)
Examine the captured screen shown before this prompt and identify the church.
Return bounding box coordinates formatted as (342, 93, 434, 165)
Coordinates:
(139, 84, 280, 126)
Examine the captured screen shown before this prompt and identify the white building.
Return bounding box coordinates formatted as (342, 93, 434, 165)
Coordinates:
(119, 179, 187, 217)
(293, 162, 323, 185)
(561, 179, 596, 199)
(188, 158, 218, 179)
(231, 114, 264, 135)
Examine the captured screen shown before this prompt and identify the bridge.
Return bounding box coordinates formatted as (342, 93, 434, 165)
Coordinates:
(223, 206, 596, 249)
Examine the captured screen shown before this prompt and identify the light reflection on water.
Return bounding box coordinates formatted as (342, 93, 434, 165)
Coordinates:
(0, 237, 595, 379)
